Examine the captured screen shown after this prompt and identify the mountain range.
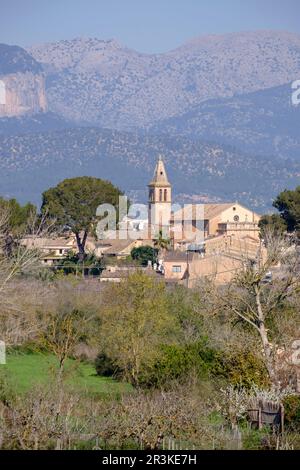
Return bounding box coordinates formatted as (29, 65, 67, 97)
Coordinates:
(0, 31, 300, 210)
(28, 31, 300, 129)
(0, 127, 298, 211)
(150, 83, 300, 160)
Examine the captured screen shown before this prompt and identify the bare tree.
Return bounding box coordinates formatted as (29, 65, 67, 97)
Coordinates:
(0, 206, 54, 296)
(222, 229, 300, 386)
(39, 299, 98, 375)
(97, 381, 225, 450)
(0, 205, 57, 348)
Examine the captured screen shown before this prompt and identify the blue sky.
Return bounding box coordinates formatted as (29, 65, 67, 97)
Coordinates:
(1, 0, 300, 52)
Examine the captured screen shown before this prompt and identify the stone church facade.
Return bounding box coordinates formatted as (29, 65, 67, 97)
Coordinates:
(147, 155, 261, 245)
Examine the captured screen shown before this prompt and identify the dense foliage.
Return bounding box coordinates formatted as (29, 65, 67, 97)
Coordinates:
(273, 186, 300, 233)
(41, 177, 122, 258)
(130, 246, 158, 266)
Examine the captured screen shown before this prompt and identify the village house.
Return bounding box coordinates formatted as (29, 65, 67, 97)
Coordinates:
(89, 239, 145, 260)
(163, 250, 251, 286)
(21, 235, 77, 266)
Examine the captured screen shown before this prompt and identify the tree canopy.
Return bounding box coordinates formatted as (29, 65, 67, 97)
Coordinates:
(41, 177, 122, 258)
(153, 230, 171, 252)
(100, 271, 176, 386)
(273, 186, 300, 233)
(131, 246, 158, 266)
(259, 213, 287, 238)
(0, 197, 36, 235)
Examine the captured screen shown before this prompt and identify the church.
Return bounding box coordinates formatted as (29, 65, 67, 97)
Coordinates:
(145, 155, 261, 248)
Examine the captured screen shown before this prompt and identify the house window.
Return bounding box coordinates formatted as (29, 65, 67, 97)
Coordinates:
(164, 189, 168, 201)
(172, 265, 182, 273)
(159, 189, 163, 201)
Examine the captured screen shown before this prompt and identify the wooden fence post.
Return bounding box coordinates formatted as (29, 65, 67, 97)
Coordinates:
(258, 407, 262, 430)
(280, 404, 284, 435)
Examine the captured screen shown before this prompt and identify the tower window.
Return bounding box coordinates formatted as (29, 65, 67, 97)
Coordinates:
(164, 189, 168, 201)
(159, 189, 163, 201)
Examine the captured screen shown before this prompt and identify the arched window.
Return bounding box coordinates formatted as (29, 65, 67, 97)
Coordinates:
(159, 189, 163, 202)
(0, 80, 6, 105)
(164, 189, 168, 202)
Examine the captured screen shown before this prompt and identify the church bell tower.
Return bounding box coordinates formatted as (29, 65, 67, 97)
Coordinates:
(148, 155, 172, 239)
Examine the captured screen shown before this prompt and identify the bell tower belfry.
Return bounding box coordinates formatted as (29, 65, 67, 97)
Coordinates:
(148, 155, 172, 238)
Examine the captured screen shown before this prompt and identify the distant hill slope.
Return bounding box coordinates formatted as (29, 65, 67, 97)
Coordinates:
(0, 127, 298, 210)
(0, 112, 83, 136)
(150, 83, 300, 159)
(0, 43, 42, 75)
(28, 31, 300, 129)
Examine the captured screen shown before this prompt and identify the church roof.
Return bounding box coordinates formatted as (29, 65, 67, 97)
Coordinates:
(203, 203, 235, 219)
(172, 202, 260, 220)
(148, 155, 171, 187)
(172, 203, 250, 221)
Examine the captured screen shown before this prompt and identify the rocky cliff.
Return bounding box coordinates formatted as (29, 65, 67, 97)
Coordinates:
(0, 44, 47, 117)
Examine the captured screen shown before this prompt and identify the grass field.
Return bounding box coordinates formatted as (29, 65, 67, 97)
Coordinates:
(1, 351, 132, 398)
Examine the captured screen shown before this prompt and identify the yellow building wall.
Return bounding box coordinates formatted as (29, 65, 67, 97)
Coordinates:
(219, 204, 260, 224)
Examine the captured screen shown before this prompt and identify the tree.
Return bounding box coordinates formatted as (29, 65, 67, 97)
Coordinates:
(259, 214, 287, 239)
(154, 230, 171, 255)
(40, 305, 97, 375)
(57, 251, 104, 276)
(0, 197, 37, 257)
(273, 186, 300, 233)
(100, 271, 177, 386)
(0, 202, 45, 300)
(0, 197, 37, 236)
(222, 231, 300, 386)
(41, 177, 122, 260)
(130, 246, 158, 266)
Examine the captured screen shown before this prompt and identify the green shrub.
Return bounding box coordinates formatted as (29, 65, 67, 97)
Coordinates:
(95, 353, 121, 378)
(217, 351, 269, 389)
(56, 251, 104, 276)
(133, 338, 268, 389)
(130, 246, 158, 266)
(283, 395, 300, 430)
(138, 340, 219, 387)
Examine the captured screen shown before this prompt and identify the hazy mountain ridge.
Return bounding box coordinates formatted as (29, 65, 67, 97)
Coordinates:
(150, 82, 300, 159)
(0, 127, 298, 209)
(0, 112, 83, 136)
(0, 43, 42, 75)
(28, 31, 300, 128)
